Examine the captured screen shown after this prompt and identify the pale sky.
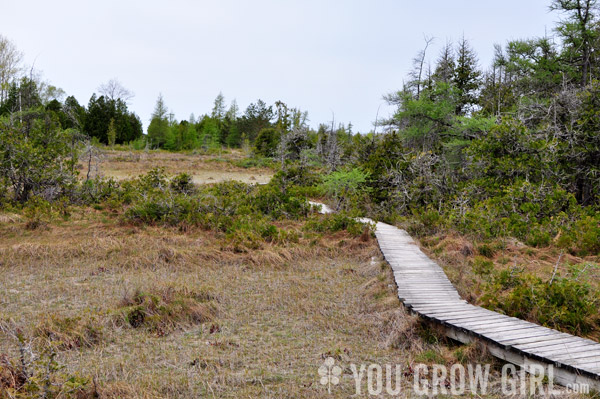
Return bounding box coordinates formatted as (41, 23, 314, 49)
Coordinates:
(4, 0, 558, 133)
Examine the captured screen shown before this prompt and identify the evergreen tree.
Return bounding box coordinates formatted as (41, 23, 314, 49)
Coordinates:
(147, 94, 169, 148)
(551, 0, 599, 85)
(433, 41, 456, 84)
(226, 99, 239, 120)
(238, 99, 274, 142)
(454, 37, 482, 115)
(84, 94, 141, 144)
(107, 118, 116, 147)
(211, 92, 226, 121)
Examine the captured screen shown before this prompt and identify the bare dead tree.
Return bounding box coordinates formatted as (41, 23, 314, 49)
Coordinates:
(98, 78, 135, 103)
(81, 142, 104, 181)
(409, 35, 435, 100)
(325, 113, 341, 171)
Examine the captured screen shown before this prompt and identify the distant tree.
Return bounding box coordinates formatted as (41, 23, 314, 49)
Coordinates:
(147, 94, 169, 148)
(238, 100, 274, 142)
(325, 118, 341, 170)
(0, 78, 42, 115)
(84, 94, 142, 144)
(107, 118, 116, 147)
(39, 84, 66, 105)
(551, 0, 599, 85)
(17, 77, 42, 110)
(225, 121, 241, 147)
(433, 41, 456, 85)
(407, 36, 434, 99)
(254, 127, 280, 157)
(226, 99, 239, 120)
(98, 78, 134, 103)
(62, 96, 86, 129)
(211, 92, 226, 121)
(454, 37, 482, 115)
(507, 38, 562, 96)
(183, 122, 198, 149)
(123, 110, 143, 143)
(84, 95, 111, 142)
(0, 35, 22, 105)
(560, 82, 600, 204)
(197, 115, 220, 149)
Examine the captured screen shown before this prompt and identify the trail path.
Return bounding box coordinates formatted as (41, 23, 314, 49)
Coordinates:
(311, 201, 600, 390)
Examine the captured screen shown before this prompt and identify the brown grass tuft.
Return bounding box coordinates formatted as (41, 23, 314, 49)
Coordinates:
(34, 315, 104, 350)
(115, 286, 217, 336)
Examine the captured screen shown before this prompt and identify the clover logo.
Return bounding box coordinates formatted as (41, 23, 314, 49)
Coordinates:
(318, 357, 342, 394)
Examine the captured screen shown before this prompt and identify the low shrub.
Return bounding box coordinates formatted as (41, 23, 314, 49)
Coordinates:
(573, 215, 600, 255)
(476, 243, 496, 258)
(170, 172, 195, 194)
(233, 157, 275, 169)
(472, 256, 494, 278)
(482, 270, 598, 334)
(304, 213, 374, 237)
(0, 351, 93, 399)
(320, 167, 370, 212)
(23, 196, 54, 230)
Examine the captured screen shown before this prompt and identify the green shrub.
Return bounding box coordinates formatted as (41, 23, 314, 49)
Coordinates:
(253, 128, 280, 157)
(233, 157, 275, 169)
(574, 215, 600, 255)
(130, 136, 147, 150)
(472, 256, 494, 278)
(416, 207, 445, 235)
(170, 173, 194, 194)
(23, 196, 54, 230)
(320, 167, 370, 211)
(304, 213, 373, 237)
(0, 110, 78, 203)
(485, 273, 597, 334)
(526, 228, 552, 248)
(476, 243, 496, 258)
(136, 167, 169, 190)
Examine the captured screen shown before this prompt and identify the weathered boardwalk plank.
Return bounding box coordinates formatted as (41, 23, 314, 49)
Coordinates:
(310, 202, 600, 390)
(372, 219, 600, 390)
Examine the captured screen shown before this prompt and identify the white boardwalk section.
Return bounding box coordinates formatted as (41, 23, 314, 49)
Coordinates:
(311, 202, 600, 390)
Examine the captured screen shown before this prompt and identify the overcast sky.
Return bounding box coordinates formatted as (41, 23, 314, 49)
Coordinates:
(4, 0, 558, 133)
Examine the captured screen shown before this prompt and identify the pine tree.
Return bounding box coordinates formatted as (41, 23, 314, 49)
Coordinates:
(454, 37, 482, 115)
(211, 92, 226, 121)
(433, 41, 456, 84)
(226, 99, 239, 120)
(147, 94, 169, 148)
(107, 118, 116, 147)
(551, 0, 598, 85)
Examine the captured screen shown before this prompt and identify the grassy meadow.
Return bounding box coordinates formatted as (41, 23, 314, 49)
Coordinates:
(0, 150, 493, 398)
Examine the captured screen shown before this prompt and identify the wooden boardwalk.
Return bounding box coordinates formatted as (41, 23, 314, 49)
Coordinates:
(311, 202, 600, 390)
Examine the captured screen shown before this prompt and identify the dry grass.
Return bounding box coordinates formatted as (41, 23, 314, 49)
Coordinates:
(1, 150, 588, 397)
(79, 149, 273, 185)
(0, 211, 408, 397)
(1, 210, 543, 397)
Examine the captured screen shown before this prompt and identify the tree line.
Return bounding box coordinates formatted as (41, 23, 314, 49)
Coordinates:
(0, 43, 143, 146)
